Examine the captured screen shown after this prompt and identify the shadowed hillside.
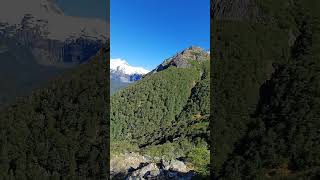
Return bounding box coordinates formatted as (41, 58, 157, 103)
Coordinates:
(0, 47, 109, 179)
(211, 0, 320, 179)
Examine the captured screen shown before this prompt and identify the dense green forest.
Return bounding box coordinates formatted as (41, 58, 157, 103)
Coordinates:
(211, 0, 320, 179)
(0, 47, 108, 179)
(110, 47, 210, 177)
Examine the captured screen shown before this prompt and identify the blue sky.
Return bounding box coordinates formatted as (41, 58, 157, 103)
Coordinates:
(55, 0, 209, 70)
(111, 0, 209, 70)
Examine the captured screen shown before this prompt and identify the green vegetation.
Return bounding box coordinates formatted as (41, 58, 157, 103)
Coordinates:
(0, 48, 108, 179)
(111, 49, 210, 177)
(110, 140, 139, 157)
(212, 0, 320, 179)
(187, 146, 210, 176)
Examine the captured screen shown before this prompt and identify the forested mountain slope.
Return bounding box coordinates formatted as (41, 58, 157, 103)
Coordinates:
(211, 0, 320, 179)
(0, 47, 108, 179)
(110, 47, 210, 177)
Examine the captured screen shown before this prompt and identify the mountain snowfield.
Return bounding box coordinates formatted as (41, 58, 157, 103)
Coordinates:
(110, 58, 149, 75)
(0, 0, 108, 41)
(110, 59, 149, 94)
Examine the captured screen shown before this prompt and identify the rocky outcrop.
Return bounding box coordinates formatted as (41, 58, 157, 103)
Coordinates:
(128, 163, 160, 179)
(110, 152, 150, 176)
(151, 46, 209, 73)
(111, 153, 196, 180)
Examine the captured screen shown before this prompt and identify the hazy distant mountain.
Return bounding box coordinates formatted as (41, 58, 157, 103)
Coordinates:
(110, 59, 149, 94)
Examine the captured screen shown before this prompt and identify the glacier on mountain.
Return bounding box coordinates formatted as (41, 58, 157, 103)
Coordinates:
(110, 58, 149, 83)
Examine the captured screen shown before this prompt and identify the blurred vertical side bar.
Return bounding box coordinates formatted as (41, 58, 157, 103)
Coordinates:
(105, 0, 111, 179)
(0, 0, 110, 178)
(210, 0, 215, 178)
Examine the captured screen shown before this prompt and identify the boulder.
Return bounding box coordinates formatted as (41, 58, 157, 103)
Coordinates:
(169, 159, 188, 173)
(110, 152, 150, 176)
(112, 153, 194, 179)
(128, 163, 160, 179)
(162, 159, 170, 170)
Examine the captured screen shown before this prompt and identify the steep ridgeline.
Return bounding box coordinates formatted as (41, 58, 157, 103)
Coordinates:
(0, 48, 108, 179)
(110, 46, 210, 178)
(212, 0, 320, 179)
(150, 46, 209, 73)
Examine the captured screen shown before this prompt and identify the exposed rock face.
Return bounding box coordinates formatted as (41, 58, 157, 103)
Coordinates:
(129, 163, 160, 178)
(212, 0, 263, 22)
(111, 153, 195, 180)
(151, 46, 209, 73)
(167, 159, 188, 173)
(110, 152, 150, 176)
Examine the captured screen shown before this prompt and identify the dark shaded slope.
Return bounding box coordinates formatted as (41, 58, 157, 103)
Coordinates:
(220, 1, 320, 179)
(211, 0, 320, 179)
(0, 47, 108, 179)
(211, 17, 291, 178)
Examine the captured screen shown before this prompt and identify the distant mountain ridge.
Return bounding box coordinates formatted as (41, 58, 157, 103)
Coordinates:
(110, 59, 149, 94)
(111, 59, 149, 75)
(110, 58, 149, 82)
(0, 0, 108, 67)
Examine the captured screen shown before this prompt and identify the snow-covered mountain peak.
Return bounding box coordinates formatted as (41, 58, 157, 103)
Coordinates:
(111, 58, 149, 75)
